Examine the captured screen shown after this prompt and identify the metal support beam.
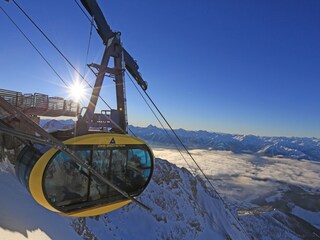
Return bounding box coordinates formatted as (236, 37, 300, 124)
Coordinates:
(84, 43, 112, 122)
(114, 41, 127, 133)
(0, 96, 150, 211)
(83, 34, 127, 133)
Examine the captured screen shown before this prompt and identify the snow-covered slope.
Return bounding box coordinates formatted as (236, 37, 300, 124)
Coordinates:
(41, 119, 75, 133)
(154, 148, 320, 240)
(75, 159, 248, 240)
(0, 157, 248, 240)
(0, 159, 80, 240)
(1, 148, 319, 239)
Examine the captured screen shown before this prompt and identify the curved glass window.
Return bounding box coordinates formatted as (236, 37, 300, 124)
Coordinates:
(126, 149, 152, 193)
(89, 149, 111, 201)
(16, 145, 47, 191)
(43, 145, 153, 213)
(43, 151, 89, 208)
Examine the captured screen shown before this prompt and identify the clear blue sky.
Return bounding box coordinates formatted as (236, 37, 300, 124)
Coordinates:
(1, 0, 319, 137)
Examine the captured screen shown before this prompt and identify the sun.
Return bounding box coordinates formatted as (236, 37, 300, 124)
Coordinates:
(68, 80, 87, 102)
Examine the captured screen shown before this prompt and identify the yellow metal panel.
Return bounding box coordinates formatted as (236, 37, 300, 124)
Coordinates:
(64, 133, 145, 145)
(28, 133, 152, 216)
(62, 200, 132, 217)
(29, 148, 59, 212)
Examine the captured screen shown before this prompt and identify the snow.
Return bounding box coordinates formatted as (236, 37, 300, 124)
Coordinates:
(1, 121, 319, 239)
(130, 125, 320, 162)
(292, 206, 320, 230)
(241, 211, 302, 240)
(0, 228, 50, 240)
(0, 155, 249, 240)
(40, 119, 75, 133)
(265, 192, 282, 203)
(153, 148, 320, 239)
(0, 161, 80, 240)
(83, 159, 248, 239)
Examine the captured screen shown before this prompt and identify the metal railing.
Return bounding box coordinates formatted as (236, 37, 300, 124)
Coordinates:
(0, 89, 79, 117)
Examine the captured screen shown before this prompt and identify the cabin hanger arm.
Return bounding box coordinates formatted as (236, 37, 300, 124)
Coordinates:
(80, 0, 148, 91)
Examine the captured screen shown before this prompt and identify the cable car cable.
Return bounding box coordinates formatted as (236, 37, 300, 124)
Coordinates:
(8, 0, 204, 194)
(126, 72, 195, 174)
(74, 0, 249, 229)
(9, 0, 135, 136)
(73, 0, 98, 31)
(2, 4, 129, 136)
(0, 122, 151, 212)
(72, 0, 144, 138)
(4, 3, 246, 231)
(143, 89, 216, 189)
(0, 7, 71, 91)
(1, 2, 151, 214)
(126, 71, 230, 230)
(0, 96, 151, 212)
(83, 15, 94, 78)
(0, 5, 93, 127)
(128, 73, 249, 237)
(11, 0, 113, 110)
(1, 5, 151, 212)
(0, 125, 58, 147)
(141, 90, 250, 237)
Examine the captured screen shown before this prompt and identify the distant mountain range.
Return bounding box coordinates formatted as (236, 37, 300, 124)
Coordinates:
(130, 125, 320, 162)
(39, 120, 320, 162)
(40, 119, 75, 133)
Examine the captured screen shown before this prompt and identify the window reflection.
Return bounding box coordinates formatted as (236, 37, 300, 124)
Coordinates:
(43, 145, 152, 212)
(89, 149, 111, 201)
(44, 151, 89, 207)
(126, 149, 151, 193)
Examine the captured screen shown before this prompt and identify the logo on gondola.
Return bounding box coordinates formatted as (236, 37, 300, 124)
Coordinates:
(109, 138, 116, 144)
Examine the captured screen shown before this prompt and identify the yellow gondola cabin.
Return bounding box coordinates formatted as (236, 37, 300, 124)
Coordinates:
(16, 133, 154, 217)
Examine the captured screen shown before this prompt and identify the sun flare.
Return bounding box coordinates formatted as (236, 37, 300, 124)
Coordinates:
(69, 80, 87, 102)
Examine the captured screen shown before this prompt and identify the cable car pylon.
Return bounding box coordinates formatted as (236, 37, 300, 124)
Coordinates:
(0, 0, 154, 217)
